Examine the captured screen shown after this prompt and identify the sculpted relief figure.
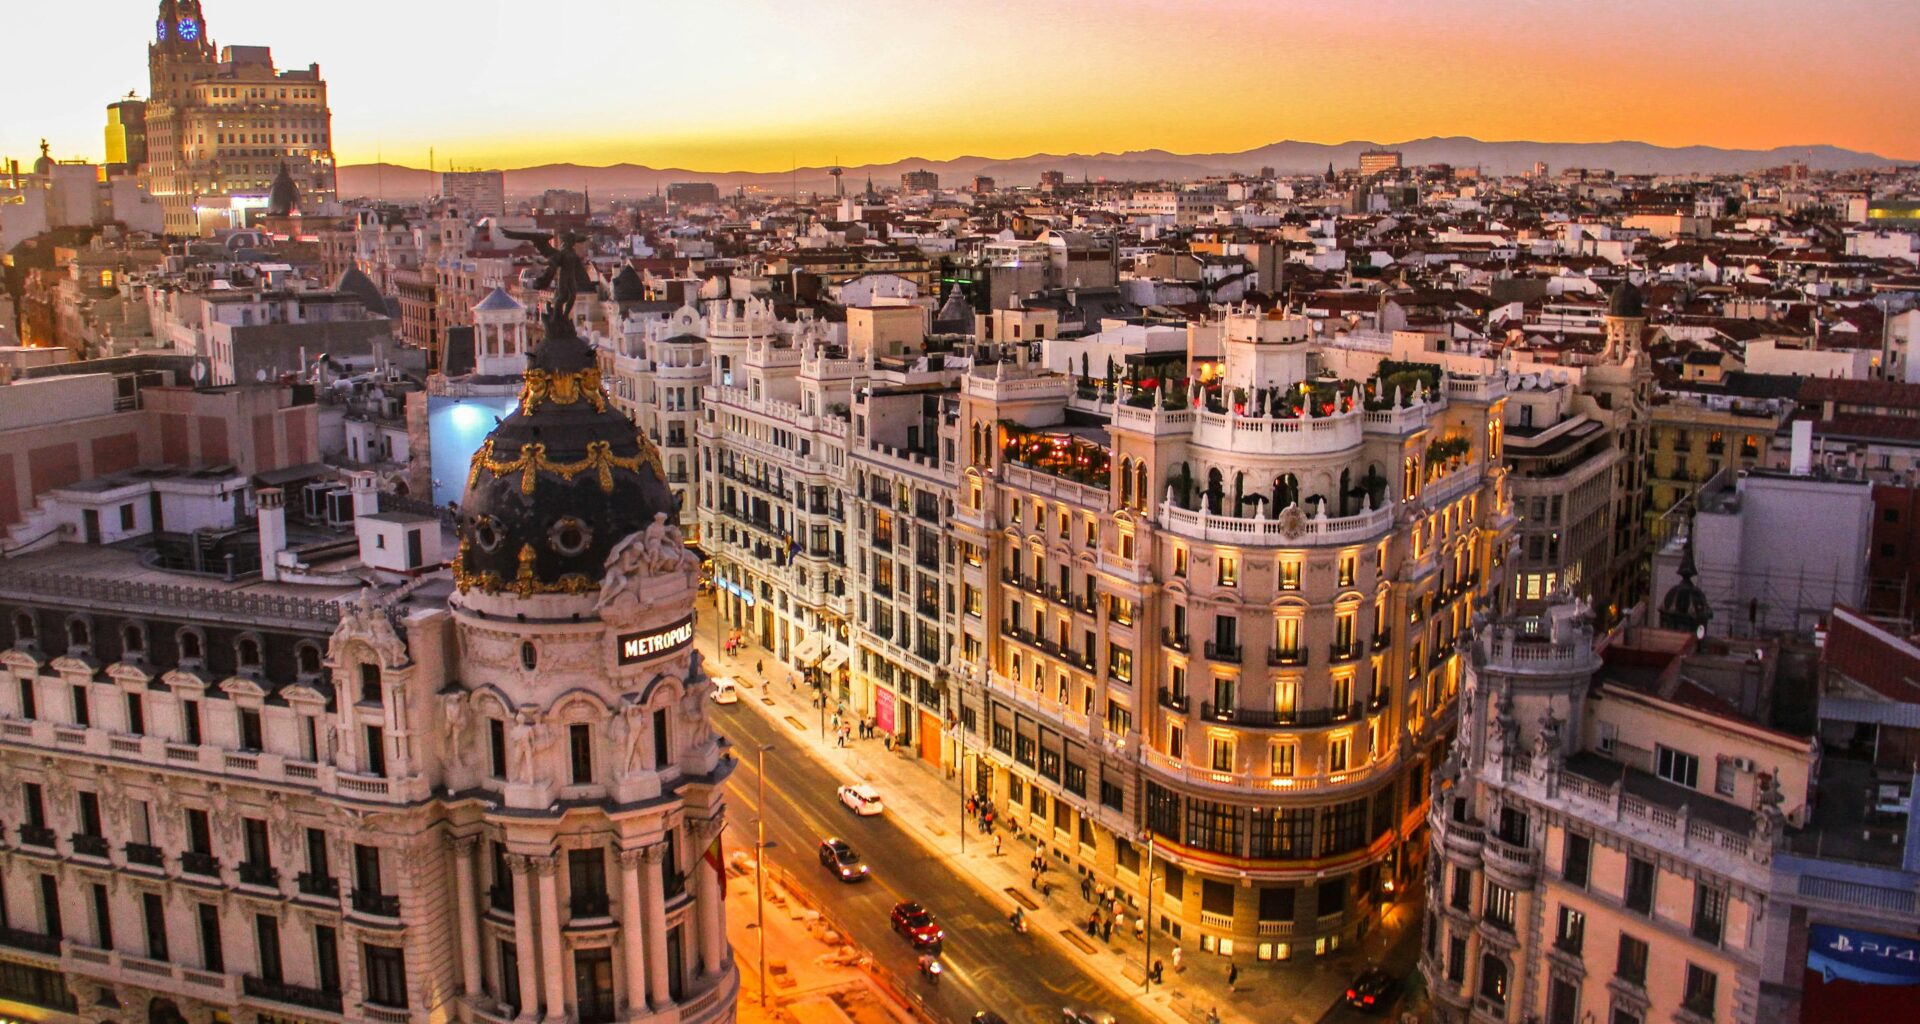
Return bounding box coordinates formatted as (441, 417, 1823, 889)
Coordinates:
(509, 711, 552, 781)
(442, 690, 473, 768)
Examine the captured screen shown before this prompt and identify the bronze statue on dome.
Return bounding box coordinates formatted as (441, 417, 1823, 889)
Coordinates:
(500, 227, 593, 331)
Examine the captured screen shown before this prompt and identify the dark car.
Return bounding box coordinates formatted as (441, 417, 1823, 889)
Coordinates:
(818, 838, 869, 882)
(1062, 1011, 1115, 1024)
(1344, 966, 1396, 1011)
(972, 1014, 1007, 1024)
(890, 900, 944, 947)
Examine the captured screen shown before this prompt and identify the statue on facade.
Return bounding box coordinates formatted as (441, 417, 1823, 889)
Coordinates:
(1751, 772, 1787, 858)
(442, 690, 473, 768)
(1486, 688, 1515, 766)
(509, 710, 551, 781)
(501, 227, 593, 329)
(615, 702, 650, 776)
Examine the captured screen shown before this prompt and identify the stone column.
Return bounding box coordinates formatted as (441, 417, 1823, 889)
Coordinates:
(508, 854, 541, 1023)
(618, 848, 650, 1016)
(692, 828, 726, 977)
(534, 855, 568, 1024)
(447, 834, 484, 999)
(641, 844, 672, 1008)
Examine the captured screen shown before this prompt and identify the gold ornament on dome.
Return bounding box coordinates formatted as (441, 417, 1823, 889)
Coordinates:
(452, 537, 603, 597)
(519, 366, 608, 415)
(467, 436, 656, 496)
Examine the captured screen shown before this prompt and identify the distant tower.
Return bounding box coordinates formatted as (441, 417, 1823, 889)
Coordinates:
(471, 287, 528, 377)
(1600, 278, 1647, 363)
(829, 165, 844, 199)
(1658, 517, 1713, 634)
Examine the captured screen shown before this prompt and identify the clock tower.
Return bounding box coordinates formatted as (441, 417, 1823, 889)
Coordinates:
(149, 0, 215, 106)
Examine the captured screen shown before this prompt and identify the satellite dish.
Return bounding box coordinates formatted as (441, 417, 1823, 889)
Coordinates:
(190, 363, 207, 383)
(256, 369, 269, 382)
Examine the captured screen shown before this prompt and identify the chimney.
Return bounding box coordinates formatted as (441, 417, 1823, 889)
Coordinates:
(349, 470, 380, 519)
(257, 488, 287, 581)
(1790, 419, 1813, 476)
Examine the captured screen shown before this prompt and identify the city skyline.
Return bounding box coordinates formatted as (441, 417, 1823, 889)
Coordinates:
(7, 0, 1920, 174)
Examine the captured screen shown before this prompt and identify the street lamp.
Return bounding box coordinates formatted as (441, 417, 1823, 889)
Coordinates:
(754, 742, 773, 1006)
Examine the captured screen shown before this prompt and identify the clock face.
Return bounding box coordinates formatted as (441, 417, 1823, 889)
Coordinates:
(177, 17, 199, 41)
(156, 18, 167, 40)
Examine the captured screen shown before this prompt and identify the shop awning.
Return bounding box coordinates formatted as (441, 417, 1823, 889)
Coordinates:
(821, 651, 849, 674)
(793, 637, 824, 665)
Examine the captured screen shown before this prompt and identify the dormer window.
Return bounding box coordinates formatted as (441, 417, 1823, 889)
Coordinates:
(297, 644, 323, 677)
(236, 637, 262, 671)
(68, 618, 92, 649)
(122, 624, 146, 657)
(178, 629, 204, 662)
(14, 612, 35, 642)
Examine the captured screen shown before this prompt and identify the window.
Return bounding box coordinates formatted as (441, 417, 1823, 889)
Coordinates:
(1100, 777, 1124, 811)
(1554, 905, 1585, 953)
(497, 940, 520, 1014)
(71, 685, 90, 727)
(1248, 808, 1315, 859)
(1623, 856, 1655, 916)
(1656, 745, 1699, 789)
(1450, 865, 1472, 911)
(239, 708, 263, 751)
(16, 679, 35, 719)
(1683, 963, 1718, 1018)
(363, 944, 409, 1009)
(568, 848, 609, 917)
(1279, 557, 1301, 590)
(354, 844, 383, 896)
(1447, 935, 1466, 983)
(576, 947, 616, 1024)
(569, 724, 593, 784)
(125, 692, 145, 735)
(1714, 759, 1736, 797)
(489, 719, 508, 778)
(1319, 799, 1367, 855)
(315, 925, 340, 994)
(1547, 976, 1578, 1024)
(143, 892, 169, 961)
(1173, 547, 1188, 577)
(1183, 796, 1239, 855)
(1616, 933, 1649, 985)
(1217, 555, 1238, 587)
(1108, 645, 1133, 684)
(652, 708, 670, 768)
(198, 902, 224, 972)
(186, 809, 212, 855)
(1692, 885, 1726, 945)
(1562, 832, 1591, 888)
(256, 914, 283, 982)
(365, 726, 386, 776)
(91, 883, 113, 949)
(1484, 882, 1516, 930)
(1258, 887, 1294, 922)
(1328, 735, 1350, 773)
(1271, 742, 1296, 777)
(183, 699, 202, 745)
(1478, 954, 1509, 1005)
(1317, 877, 1346, 917)
(243, 817, 271, 869)
(359, 664, 382, 704)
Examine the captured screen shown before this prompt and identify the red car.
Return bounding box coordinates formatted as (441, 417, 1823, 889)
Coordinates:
(890, 901, 944, 948)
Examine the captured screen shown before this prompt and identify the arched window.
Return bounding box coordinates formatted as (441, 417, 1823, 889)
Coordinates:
(236, 636, 262, 669)
(123, 624, 146, 654)
(521, 642, 538, 671)
(296, 644, 323, 677)
(178, 629, 204, 662)
(68, 618, 91, 648)
(1118, 458, 1134, 508)
(1134, 463, 1149, 510)
(13, 612, 34, 641)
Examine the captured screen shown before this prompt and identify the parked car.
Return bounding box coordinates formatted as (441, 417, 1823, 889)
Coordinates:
(890, 901, 944, 947)
(972, 1013, 1008, 1024)
(1061, 1010, 1115, 1024)
(1344, 966, 1396, 1011)
(837, 783, 884, 816)
(818, 838, 869, 882)
(709, 677, 740, 704)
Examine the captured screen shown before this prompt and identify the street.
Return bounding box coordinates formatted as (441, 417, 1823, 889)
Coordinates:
(714, 697, 1142, 1024)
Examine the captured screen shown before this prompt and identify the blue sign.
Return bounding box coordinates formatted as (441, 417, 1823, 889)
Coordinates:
(1808, 925, 1920, 986)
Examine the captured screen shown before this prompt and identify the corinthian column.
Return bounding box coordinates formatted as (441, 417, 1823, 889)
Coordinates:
(618, 848, 650, 1016)
(641, 844, 672, 1008)
(446, 834, 483, 999)
(507, 854, 540, 1023)
(533, 855, 568, 1024)
(692, 825, 726, 977)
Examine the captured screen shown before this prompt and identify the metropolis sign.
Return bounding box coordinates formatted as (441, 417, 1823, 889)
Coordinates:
(616, 615, 696, 665)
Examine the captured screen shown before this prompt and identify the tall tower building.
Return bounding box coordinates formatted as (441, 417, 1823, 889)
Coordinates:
(143, 0, 337, 235)
(1584, 281, 1654, 621)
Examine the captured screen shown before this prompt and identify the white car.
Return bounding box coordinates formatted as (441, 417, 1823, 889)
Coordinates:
(709, 677, 740, 705)
(837, 783, 884, 816)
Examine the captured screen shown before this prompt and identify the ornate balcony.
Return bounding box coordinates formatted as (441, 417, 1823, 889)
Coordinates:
(351, 890, 400, 917)
(70, 832, 110, 858)
(244, 975, 344, 1015)
(1268, 646, 1308, 667)
(1204, 639, 1242, 664)
(1157, 688, 1190, 712)
(297, 872, 340, 899)
(1201, 701, 1363, 730)
(17, 824, 54, 849)
(1161, 629, 1190, 653)
(239, 861, 281, 888)
(180, 850, 221, 877)
(124, 842, 165, 867)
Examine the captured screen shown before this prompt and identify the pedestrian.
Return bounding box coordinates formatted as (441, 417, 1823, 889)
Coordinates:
(788, 672, 797, 693)
(1101, 919, 1111, 942)
(1081, 877, 1093, 902)
(755, 658, 763, 678)
(1227, 963, 1238, 991)
(1086, 913, 1099, 936)
(1172, 947, 1183, 973)
(1151, 959, 1164, 985)
(994, 834, 1002, 856)
(1134, 916, 1145, 940)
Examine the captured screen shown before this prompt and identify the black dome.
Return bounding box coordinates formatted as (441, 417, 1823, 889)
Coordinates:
(1607, 280, 1645, 319)
(456, 321, 675, 597)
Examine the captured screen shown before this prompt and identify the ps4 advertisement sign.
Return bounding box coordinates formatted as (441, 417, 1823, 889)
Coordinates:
(1808, 925, 1920, 986)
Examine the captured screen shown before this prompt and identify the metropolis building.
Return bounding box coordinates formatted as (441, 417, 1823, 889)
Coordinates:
(953, 306, 1514, 961)
(0, 308, 735, 1024)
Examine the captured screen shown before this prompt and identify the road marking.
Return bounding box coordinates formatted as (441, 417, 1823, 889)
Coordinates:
(1004, 887, 1038, 911)
(784, 716, 809, 731)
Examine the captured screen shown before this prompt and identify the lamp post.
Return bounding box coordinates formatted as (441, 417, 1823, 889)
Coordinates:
(754, 742, 773, 1006)
(1141, 836, 1159, 994)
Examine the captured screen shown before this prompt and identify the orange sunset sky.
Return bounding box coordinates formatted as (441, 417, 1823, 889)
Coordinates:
(7, 0, 1918, 171)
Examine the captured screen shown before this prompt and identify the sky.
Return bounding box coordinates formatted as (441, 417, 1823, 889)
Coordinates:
(6, 0, 1919, 172)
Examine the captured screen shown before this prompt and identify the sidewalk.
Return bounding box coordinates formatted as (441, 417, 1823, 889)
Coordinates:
(699, 597, 1423, 1024)
(728, 850, 926, 1024)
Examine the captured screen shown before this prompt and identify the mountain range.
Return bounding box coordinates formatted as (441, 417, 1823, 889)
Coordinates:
(335, 136, 1907, 201)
